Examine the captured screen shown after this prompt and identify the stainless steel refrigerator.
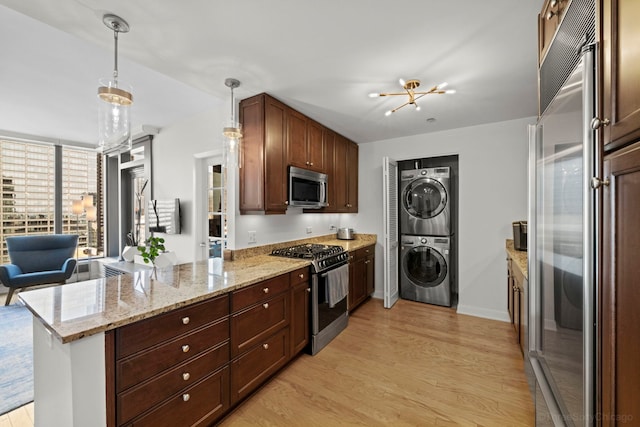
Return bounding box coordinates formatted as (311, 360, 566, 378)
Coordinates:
(527, 41, 598, 427)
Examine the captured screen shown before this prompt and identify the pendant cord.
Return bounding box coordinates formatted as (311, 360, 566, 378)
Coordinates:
(113, 27, 119, 85)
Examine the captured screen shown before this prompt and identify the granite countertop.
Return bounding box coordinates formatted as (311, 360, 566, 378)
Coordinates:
(506, 239, 528, 280)
(19, 234, 377, 344)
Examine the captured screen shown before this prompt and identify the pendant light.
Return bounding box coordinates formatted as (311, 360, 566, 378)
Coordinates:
(222, 78, 242, 168)
(98, 14, 133, 154)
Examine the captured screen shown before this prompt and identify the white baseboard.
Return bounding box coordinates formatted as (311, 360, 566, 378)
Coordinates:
(456, 304, 510, 322)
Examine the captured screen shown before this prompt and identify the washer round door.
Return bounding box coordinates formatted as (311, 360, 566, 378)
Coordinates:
(402, 178, 447, 219)
(403, 246, 448, 288)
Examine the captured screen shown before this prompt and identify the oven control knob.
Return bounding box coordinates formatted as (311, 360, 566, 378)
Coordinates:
(421, 238, 427, 244)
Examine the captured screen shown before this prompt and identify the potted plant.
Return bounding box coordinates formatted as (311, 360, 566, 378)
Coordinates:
(137, 236, 166, 267)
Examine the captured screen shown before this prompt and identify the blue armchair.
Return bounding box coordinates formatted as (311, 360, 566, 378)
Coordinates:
(0, 234, 78, 305)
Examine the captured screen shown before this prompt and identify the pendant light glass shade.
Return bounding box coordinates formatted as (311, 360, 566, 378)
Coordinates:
(98, 14, 133, 154)
(223, 78, 242, 168)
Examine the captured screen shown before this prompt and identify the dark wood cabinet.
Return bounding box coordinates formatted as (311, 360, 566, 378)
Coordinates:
(240, 93, 357, 214)
(538, 0, 568, 64)
(601, 142, 640, 426)
(601, 0, 640, 151)
(288, 113, 325, 173)
(239, 93, 288, 214)
(290, 268, 310, 355)
(112, 295, 230, 426)
(506, 251, 525, 356)
(348, 245, 374, 311)
(332, 134, 359, 213)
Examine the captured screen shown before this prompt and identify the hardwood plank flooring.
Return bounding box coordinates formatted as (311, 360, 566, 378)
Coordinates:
(220, 298, 534, 426)
(2, 298, 533, 426)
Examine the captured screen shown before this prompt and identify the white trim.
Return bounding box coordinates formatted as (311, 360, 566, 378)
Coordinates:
(456, 304, 510, 322)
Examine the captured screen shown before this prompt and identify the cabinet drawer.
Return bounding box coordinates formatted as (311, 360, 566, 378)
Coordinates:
(232, 274, 289, 312)
(117, 341, 228, 425)
(289, 267, 309, 286)
(231, 292, 289, 357)
(116, 295, 229, 359)
(354, 245, 374, 261)
(230, 328, 289, 404)
(128, 366, 230, 427)
(117, 318, 229, 392)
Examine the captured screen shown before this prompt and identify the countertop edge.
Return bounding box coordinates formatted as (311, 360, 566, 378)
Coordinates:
(506, 239, 528, 280)
(20, 236, 377, 344)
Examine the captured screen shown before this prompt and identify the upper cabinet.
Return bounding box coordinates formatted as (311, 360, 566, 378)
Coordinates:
(538, 0, 569, 64)
(601, 0, 640, 151)
(322, 133, 358, 214)
(240, 93, 357, 214)
(287, 112, 326, 173)
(239, 94, 288, 214)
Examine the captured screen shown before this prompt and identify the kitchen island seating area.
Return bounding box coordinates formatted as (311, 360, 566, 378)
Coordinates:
(0, 234, 78, 306)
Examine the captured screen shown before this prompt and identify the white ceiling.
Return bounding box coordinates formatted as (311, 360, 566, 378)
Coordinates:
(0, 1, 542, 146)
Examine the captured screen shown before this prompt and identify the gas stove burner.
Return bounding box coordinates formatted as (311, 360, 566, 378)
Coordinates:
(271, 243, 348, 273)
(271, 243, 344, 260)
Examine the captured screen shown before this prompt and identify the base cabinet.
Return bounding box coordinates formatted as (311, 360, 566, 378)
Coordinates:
(506, 252, 526, 356)
(108, 268, 311, 426)
(348, 245, 374, 311)
(112, 296, 230, 426)
(601, 142, 640, 425)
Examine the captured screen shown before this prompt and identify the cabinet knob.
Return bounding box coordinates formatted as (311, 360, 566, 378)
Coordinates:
(546, 10, 555, 20)
(306, 288, 311, 293)
(590, 177, 610, 189)
(182, 344, 190, 353)
(182, 372, 190, 381)
(299, 273, 304, 279)
(306, 161, 310, 165)
(285, 201, 289, 205)
(263, 287, 270, 294)
(263, 303, 269, 309)
(181, 317, 190, 325)
(263, 343, 269, 350)
(590, 117, 610, 129)
(310, 162, 314, 166)
(183, 394, 190, 402)
(365, 260, 370, 264)
(550, 0, 558, 7)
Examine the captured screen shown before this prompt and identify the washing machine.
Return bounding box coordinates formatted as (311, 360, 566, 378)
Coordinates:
(400, 167, 451, 236)
(400, 235, 451, 307)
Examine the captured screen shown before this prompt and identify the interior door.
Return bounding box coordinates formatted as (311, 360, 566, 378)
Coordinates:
(383, 156, 399, 308)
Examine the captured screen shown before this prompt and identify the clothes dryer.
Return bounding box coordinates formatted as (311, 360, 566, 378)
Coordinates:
(400, 167, 451, 236)
(400, 235, 451, 307)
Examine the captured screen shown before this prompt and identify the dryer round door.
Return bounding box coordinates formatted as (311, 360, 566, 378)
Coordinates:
(402, 178, 447, 219)
(403, 246, 448, 288)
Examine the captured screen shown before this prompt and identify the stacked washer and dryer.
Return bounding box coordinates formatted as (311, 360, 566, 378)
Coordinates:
(399, 167, 453, 307)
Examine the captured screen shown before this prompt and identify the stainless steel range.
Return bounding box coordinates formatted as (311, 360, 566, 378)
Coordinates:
(271, 243, 349, 355)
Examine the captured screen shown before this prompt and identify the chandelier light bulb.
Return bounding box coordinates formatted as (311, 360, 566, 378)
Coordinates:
(368, 93, 380, 98)
(398, 78, 406, 87)
(438, 82, 449, 89)
(385, 110, 393, 116)
(445, 89, 456, 94)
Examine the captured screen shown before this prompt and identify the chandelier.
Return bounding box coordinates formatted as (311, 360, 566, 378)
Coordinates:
(98, 14, 133, 154)
(369, 78, 455, 116)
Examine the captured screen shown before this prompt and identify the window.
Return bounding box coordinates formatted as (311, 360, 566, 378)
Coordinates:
(0, 139, 100, 263)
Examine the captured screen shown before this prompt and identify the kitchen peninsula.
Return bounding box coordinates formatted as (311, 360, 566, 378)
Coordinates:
(19, 234, 376, 427)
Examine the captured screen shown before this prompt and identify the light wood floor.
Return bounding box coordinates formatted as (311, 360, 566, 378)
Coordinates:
(221, 298, 534, 426)
(1, 298, 534, 426)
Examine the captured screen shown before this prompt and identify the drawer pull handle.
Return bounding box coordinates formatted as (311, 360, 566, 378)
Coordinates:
(263, 303, 269, 309)
(183, 393, 190, 402)
(263, 287, 269, 294)
(299, 273, 304, 279)
(182, 372, 190, 381)
(182, 317, 190, 325)
(263, 343, 269, 350)
(182, 344, 190, 353)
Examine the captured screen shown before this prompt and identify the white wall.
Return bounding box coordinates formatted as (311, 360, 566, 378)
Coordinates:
(151, 106, 225, 263)
(360, 117, 534, 321)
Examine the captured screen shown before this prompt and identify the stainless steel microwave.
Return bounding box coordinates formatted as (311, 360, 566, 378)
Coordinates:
(288, 166, 328, 208)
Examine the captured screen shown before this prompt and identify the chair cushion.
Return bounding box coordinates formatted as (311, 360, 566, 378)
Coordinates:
(4, 270, 69, 287)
